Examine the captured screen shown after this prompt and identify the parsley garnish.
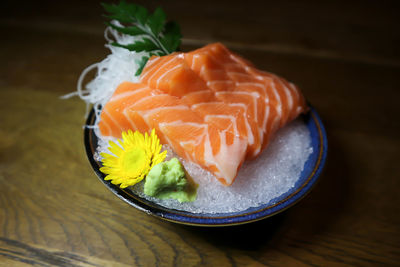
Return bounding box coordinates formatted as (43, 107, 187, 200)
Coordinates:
(102, 1, 182, 75)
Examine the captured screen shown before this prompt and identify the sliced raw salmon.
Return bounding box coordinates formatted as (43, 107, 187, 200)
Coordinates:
(98, 43, 307, 185)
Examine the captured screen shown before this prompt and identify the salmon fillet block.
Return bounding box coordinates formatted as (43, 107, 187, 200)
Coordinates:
(98, 43, 307, 185)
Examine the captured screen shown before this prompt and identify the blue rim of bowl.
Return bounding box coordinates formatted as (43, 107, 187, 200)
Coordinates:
(84, 106, 327, 227)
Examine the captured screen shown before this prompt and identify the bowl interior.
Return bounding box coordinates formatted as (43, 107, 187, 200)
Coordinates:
(84, 107, 327, 226)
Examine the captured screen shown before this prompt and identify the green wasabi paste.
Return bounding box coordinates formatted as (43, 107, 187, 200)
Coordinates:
(144, 158, 198, 202)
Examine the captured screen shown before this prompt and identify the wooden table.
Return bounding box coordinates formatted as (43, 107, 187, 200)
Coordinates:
(1, 0, 399, 266)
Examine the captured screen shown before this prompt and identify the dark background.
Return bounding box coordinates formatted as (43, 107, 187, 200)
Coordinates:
(1, 1, 399, 266)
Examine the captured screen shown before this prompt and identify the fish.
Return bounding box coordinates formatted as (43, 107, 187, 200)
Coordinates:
(98, 43, 307, 185)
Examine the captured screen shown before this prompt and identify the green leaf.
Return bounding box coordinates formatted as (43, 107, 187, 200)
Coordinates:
(102, 1, 136, 23)
(102, 1, 182, 76)
(132, 38, 159, 52)
(119, 1, 138, 16)
(107, 22, 146, 36)
(101, 2, 120, 15)
(111, 37, 159, 53)
(135, 6, 148, 25)
(161, 21, 182, 53)
(147, 7, 166, 36)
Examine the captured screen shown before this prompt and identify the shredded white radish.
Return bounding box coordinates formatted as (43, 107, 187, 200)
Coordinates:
(61, 21, 149, 131)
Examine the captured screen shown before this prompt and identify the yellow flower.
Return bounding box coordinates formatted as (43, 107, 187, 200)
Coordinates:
(100, 129, 167, 188)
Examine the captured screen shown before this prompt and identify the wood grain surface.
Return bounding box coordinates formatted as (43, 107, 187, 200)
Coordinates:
(1, 0, 399, 266)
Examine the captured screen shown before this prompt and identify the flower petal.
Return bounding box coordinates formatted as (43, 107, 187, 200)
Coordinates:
(99, 128, 167, 189)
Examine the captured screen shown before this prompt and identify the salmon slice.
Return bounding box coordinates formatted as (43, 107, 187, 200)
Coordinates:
(98, 43, 307, 185)
(140, 54, 208, 97)
(99, 81, 247, 185)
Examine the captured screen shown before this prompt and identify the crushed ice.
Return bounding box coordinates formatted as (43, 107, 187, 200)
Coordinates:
(97, 119, 312, 214)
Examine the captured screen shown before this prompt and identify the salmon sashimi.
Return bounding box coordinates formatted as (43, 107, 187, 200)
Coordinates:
(98, 43, 308, 185)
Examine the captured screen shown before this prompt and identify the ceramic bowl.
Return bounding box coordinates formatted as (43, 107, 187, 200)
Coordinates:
(84, 106, 327, 226)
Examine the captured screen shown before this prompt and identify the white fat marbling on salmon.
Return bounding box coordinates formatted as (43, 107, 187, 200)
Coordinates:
(204, 114, 239, 135)
(155, 64, 184, 90)
(103, 108, 124, 131)
(140, 56, 178, 82)
(109, 86, 148, 102)
(98, 43, 307, 185)
(159, 121, 207, 144)
(122, 109, 140, 130)
(281, 80, 294, 113)
(268, 79, 283, 121)
(229, 103, 254, 144)
(207, 80, 234, 86)
(202, 127, 247, 185)
(214, 130, 247, 184)
(216, 91, 260, 120)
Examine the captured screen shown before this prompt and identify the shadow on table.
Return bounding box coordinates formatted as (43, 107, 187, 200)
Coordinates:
(174, 124, 353, 251)
(188, 213, 287, 251)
